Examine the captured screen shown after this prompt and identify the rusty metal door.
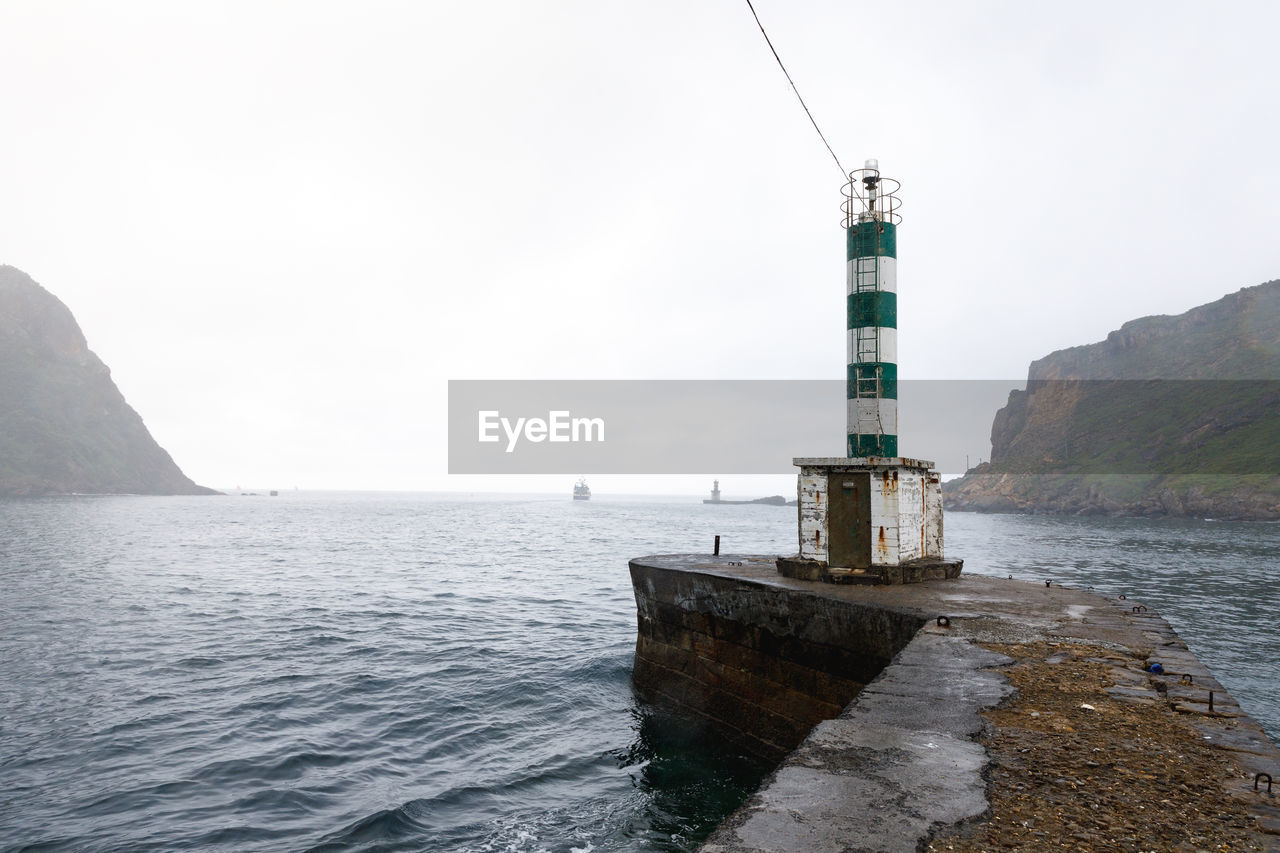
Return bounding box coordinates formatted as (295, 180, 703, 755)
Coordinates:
(827, 472, 871, 569)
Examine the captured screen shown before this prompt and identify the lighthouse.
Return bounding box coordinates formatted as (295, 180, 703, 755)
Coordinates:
(846, 159, 899, 458)
(777, 160, 961, 585)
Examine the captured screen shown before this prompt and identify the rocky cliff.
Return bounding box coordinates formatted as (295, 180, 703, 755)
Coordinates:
(944, 280, 1280, 520)
(0, 265, 217, 496)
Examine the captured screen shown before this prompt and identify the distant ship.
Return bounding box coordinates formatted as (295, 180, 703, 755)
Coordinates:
(573, 478, 591, 501)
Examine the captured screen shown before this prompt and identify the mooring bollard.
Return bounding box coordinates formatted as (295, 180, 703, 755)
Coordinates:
(714, 535, 720, 556)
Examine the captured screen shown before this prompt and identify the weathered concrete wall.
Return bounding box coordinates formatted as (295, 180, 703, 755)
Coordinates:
(879, 467, 923, 563)
(630, 555, 925, 761)
(796, 469, 828, 562)
(702, 631, 1013, 853)
(924, 470, 943, 557)
(792, 458, 943, 570)
(631, 555, 1280, 852)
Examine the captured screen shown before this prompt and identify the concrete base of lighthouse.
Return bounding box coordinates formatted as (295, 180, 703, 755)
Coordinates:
(777, 457, 962, 585)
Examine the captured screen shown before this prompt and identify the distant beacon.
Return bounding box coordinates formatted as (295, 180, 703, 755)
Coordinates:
(776, 160, 962, 585)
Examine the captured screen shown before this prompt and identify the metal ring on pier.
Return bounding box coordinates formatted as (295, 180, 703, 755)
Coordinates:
(936, 616, 951, 627)
(1255, 772, 1272, 795)
(1132, 605, 1147, 613)
(1180, 673, 1193, 684)
(1119, 594, 1127, 600)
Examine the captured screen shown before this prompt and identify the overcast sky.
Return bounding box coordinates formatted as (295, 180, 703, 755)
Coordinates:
(2, 1, 1278, 494)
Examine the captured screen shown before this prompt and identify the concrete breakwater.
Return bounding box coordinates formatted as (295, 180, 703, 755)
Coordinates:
(630, 554, 1280, 852)
(630, 554, 926, 761)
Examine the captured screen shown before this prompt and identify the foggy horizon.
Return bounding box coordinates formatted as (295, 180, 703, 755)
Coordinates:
(3, 1, 1277, 492)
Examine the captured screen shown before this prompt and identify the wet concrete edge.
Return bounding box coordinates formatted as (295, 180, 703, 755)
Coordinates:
(627, 556, 1280, 853)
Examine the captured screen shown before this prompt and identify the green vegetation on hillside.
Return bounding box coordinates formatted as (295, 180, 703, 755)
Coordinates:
(945, 280, 1280, 520)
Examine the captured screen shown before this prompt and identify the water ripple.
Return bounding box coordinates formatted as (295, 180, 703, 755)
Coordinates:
(4, 495, 1273, 851)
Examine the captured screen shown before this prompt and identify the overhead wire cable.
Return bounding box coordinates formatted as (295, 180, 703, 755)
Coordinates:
(743, 0, 867, 212)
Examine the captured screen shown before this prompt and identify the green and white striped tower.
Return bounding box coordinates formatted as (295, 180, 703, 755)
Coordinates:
(744, 0, 950, 582)
(844, 159, 901, 458)
(778, 161, 958, 584)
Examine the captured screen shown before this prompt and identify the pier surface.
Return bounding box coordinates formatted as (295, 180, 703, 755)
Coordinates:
(629, 554, 1280, 852)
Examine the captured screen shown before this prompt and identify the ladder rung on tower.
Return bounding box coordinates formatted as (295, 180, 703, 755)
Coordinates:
(854, 402, 885, 433)
(854, 365, 882, 398)
(856, 326, 879, 362)
(855, 255, 878, 292)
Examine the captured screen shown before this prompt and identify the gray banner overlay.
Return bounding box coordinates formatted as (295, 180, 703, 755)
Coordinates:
(448, 380, 1018, 474)
(449, 379, 1280, 475)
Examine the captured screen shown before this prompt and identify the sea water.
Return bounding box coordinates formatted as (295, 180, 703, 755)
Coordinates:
(1, 494, 1276, 852)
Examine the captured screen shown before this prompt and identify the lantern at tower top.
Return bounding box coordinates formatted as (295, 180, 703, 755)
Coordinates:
(841, 158, 902, 228)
